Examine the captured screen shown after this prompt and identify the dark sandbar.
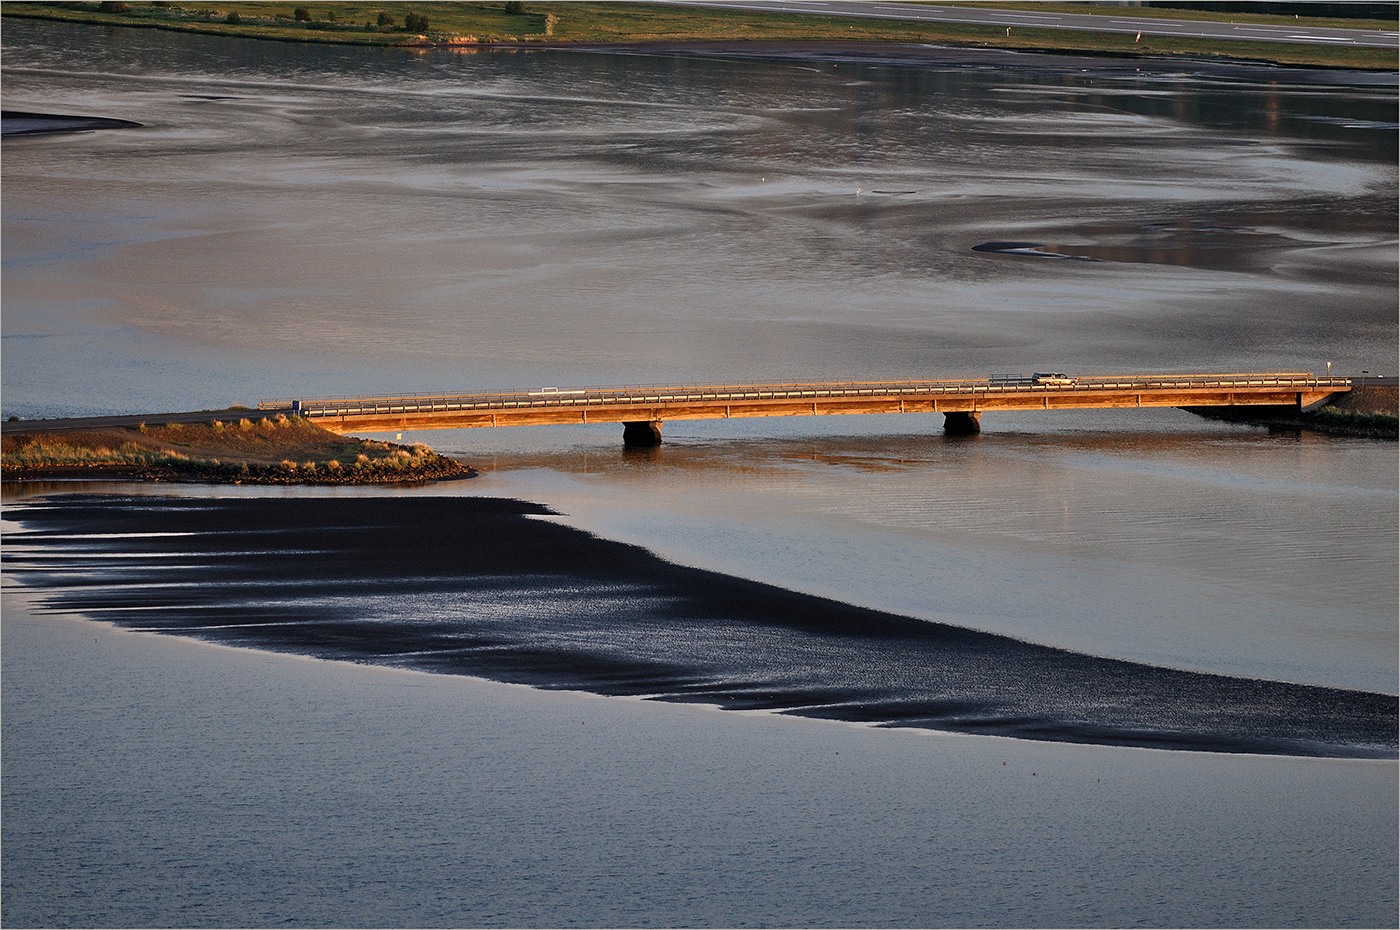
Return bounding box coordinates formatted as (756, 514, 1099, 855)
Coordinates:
(2, 110, 142, 136)
(7, 495, 1396, 758)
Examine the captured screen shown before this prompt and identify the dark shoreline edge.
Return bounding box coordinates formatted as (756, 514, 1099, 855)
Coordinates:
(6, 494, 1395, 760)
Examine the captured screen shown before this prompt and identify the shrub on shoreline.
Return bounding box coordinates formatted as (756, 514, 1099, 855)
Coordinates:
(2, 422, 476, 485)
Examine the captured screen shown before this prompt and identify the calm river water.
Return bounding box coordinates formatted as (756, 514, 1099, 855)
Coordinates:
(2, 17, 1397, 928)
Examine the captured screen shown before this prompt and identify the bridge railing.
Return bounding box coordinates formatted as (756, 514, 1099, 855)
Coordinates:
(260, 373, 1351, 417)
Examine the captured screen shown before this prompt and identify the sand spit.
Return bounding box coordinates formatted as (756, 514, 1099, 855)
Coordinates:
(1, 416, 474, 485)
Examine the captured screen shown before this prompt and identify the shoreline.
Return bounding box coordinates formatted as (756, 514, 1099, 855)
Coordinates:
(491, 37, 1400, 75)
(2, 4, 1395, 72)
(1186, 381, 1400, 439)
(1185, 406, 1400, 439)
(0, 460, 476, 486)
(1, 416, 477, 486)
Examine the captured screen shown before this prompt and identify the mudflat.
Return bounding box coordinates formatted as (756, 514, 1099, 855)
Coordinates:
(8, 493, 1395, 758)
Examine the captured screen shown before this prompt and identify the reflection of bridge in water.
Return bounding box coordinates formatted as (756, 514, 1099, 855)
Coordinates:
(263, 372, 1352, 447)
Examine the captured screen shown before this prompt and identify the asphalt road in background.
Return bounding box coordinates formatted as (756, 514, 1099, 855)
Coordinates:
(2, 409, 268, 433)
(655, 1, 1400, 48)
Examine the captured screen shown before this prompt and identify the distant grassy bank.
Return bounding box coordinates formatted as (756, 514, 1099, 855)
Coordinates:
(1, 415, 474, 485)
(5, 1, 1395, 70)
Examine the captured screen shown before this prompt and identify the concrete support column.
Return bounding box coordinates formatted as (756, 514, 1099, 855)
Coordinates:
(943, 411, 981, 435)
(623, 420, 663, 447)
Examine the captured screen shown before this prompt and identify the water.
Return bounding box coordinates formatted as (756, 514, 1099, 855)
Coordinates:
(2, 18, 1397, 927)
(435, 412, 1398, 694)
(2, 21, 1396, 416)
(6, 597, 1394, 929)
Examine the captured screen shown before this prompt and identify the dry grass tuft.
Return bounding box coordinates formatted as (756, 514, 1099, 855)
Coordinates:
(2, 437, 192, 468)
(3, 418, 473, 484)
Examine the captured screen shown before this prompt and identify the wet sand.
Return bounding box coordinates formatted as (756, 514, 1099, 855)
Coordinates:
(0, 110, 142, 135)
(7, 494, 1394, 758)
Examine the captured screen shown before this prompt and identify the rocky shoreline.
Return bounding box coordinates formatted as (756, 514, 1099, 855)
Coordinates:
(1, 456, 475, 486)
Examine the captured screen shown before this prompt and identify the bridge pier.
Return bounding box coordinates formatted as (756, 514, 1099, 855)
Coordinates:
(943, 411, 981, 435)
(623, 420, 663, 447)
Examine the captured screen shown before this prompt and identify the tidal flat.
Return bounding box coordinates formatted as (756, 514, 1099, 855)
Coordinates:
(2, 15, 1396, 927)
(7, 494, 1394, 757)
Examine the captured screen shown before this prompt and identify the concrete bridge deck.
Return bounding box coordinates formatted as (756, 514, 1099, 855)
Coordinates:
(261, 372, 1352, 445)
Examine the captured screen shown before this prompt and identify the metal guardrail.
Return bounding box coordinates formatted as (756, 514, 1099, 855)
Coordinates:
(260, 373, 1351, 419)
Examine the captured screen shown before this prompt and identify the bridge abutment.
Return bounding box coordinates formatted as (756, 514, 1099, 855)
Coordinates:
(623, 420, 663, 447)
(943, 411, 981, 435)
(1298, 391, 1340, 412)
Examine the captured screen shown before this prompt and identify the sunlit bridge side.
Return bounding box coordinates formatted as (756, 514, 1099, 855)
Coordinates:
(262, 372, 1352, 446)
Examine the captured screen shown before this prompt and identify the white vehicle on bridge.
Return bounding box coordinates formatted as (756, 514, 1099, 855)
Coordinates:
(1033, 372, 1078, 385)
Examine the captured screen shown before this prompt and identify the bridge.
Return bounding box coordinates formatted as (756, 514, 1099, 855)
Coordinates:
(260, 372, 1351, 446)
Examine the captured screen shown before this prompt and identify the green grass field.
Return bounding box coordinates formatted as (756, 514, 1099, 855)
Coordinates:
(5, 1, 1396, 69)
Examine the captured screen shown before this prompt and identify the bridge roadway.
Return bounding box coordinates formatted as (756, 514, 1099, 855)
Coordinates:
(262, 372, 1350, 446)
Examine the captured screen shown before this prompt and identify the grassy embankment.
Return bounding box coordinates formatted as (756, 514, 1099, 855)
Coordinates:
(1287, 385, 1399, 439)
(4, 1, 1395, 70)
(1283, 384, 1398, 438)
(1191, 407, 1399, 439)
(1188, 384, 1400, 439)
(1303, 407, 1400, 438)
(1, 415, 474, 484)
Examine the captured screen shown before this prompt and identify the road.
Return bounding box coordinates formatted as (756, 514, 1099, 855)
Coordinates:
(257, 372, 1352, 440)
(2, 408, 267, 435)
(653, 1, 1400, 49)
